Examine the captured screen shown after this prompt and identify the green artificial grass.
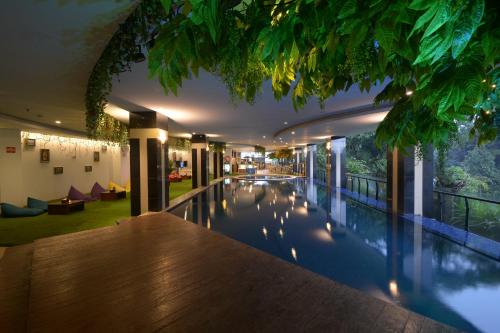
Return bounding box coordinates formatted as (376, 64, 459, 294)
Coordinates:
(0, 180, 195, 246)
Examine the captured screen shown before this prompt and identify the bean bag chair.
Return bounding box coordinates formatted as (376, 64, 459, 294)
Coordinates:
(68, 186, 92, 202)
(108, 181, 125, 192)
(90, 182, 106, 200)
(1, 203, 44, 217)
(27, 197, 48, 212)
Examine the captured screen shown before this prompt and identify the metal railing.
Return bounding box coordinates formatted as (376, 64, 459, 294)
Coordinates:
(346, 173, 387, 202)
(433, 189, 500, 234)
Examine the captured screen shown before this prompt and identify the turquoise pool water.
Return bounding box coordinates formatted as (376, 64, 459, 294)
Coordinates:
(170, 178, 500, 333)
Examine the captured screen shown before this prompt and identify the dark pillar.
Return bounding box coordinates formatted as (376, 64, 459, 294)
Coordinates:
(129, 111, 169, 216)
(211, 145, 225, 179)
(192, 134, 208, 188)
(386, 146, 433, 216)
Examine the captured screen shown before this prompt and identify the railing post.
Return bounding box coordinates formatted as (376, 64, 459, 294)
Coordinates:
(366, 179, 369, 198)
(351, 177, 354, 190)
(439, 192, 444, 222)
(464, 197, 470, 232)
(375, 181, 379, 201)
(357, 177, 361, 194)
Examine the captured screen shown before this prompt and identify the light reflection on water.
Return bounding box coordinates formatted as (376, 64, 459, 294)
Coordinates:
(170, 178, 500, 333)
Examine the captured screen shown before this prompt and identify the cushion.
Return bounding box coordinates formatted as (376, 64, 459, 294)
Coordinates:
(108, 181, 125, 192)
(1, 203, 44, 218)
(68, 186, 92, 202)
(90, 182, 106, 200)
(27, 197, 48, 212)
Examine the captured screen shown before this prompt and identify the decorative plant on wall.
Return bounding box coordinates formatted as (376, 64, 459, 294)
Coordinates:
(85, 0, 171, 143)
(172, 137, 191, 151)
(209, 141, 226, 153)
(146, 0, 499, 151)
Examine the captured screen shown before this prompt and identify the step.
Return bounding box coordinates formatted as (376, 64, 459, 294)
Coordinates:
(0, 243, 34, 332)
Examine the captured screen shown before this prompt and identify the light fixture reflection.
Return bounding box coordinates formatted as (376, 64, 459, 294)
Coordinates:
(389, 280, 399, 298)
(257, 203, 260, 211)
(326, 222, 332, 232)
(207, 218, 211, 230)
(280, 216, 284, 225)
(279, 228, 284, 238)
(291, 247, 297, 261)
(304, 201, 308, 208)
(274, 211, 277, 219)
(262, 227, 268, 239)
(222, 199, 227, 209)
(285, 211, 289, 219)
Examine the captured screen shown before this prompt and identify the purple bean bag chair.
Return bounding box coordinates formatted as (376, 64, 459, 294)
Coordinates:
(68, 186, 92, 202)
(90, 182, 106, 200)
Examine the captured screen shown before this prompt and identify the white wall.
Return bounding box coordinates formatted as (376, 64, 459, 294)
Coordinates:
(0, 129, 129, 206)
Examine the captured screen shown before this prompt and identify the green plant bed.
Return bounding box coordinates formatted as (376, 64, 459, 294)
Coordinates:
(0, 180, 197, 246)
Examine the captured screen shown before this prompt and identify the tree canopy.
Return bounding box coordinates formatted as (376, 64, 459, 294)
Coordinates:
(147, 0, 499, 150)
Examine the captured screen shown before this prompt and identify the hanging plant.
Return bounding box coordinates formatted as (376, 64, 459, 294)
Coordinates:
(209, 141, 226, 153)
(85, 0, 172, 143)
(147, 0, 499, 151)
(172, 137, 192, 151)
(254, 145, 265, 155)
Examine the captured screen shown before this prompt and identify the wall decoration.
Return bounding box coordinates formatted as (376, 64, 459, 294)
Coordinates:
(40, 149, 50, 163)
(5, 146, 16, 153)
(85, 165, 92, 172)
(24, 138, 36, 147)
(101, 145, 108, 152)
(53, 167, 64, 174)
(93, 151, 100, 162)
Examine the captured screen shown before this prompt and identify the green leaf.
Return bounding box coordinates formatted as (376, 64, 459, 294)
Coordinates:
(338, 0, 358, 19)
(451, 0, 484, 59)
(422, 2, 450, 38)
(409, 2, 437, 36)
(409, 0, 433, 11)
(160, 0, 172, 14)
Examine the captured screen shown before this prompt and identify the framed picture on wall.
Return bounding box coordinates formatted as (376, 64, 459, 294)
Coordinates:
(40, 149, 50, 163)
(54, 167, 63, 174)
(85, 165, 92, 172)
(101, 145, 108, 152)
(93, 151, 100, 162)
(25, 138, 36, 147)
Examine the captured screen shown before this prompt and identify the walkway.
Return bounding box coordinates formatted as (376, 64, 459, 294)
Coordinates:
(1, 213, 456, 332)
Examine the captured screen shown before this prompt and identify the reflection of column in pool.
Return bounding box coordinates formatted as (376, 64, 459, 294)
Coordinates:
(413, 217, 423, 295)
(201, 191, 209, 227)
(333, 190, 346, 227)
(386, 214, 402, 298)
(192, 195, 199, 224)
(306, 177, 317, 205)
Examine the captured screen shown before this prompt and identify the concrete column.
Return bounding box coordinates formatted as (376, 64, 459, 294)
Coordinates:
(129, 111, 169, 216)
(294, 147, 303, 175)
(330, 136, 346, 188)
(305, 144, 316, 179)
(386, 146, 433, 216)
(191, 134, 208, 188)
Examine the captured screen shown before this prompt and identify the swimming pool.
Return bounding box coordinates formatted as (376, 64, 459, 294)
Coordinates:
(170, 178, 500, 333)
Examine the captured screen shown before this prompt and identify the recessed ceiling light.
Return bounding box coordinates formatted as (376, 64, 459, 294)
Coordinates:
(291, 131, 295, 135)
(284, 121, 288, 125)
(55, 120, 61, 124)
(192, 132, 196, 135)
(262, 135, 266, 139)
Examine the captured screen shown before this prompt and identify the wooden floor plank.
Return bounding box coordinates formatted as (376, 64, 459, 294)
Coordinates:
(22, 213, 456, 332)
(0, 243, 34, 332)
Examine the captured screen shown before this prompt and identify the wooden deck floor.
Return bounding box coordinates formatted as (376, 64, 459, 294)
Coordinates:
(2, 213, 456, 332)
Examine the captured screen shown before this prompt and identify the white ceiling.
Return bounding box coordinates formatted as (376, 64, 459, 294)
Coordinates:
(1, 0, 388, 149)
(110, 62, 388, 148)
(0, 0, 137, 132)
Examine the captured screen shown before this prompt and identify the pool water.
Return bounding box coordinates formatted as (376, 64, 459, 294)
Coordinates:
(170, 178, 500, 333)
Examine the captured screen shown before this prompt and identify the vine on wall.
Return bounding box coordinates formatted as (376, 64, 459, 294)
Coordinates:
(85, 0, 171, 143)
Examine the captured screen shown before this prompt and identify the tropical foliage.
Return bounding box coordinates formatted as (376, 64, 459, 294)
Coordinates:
(146, 0, 499, 151)
(209, 141, 226, 153)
